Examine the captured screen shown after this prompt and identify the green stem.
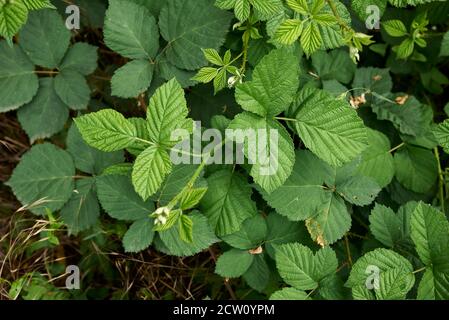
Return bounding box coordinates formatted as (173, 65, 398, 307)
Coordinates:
(412, 266, 427, 274)
(434, 147, 445, 213)
(389, 142, 405, 154)
(274, 116, 297, 122)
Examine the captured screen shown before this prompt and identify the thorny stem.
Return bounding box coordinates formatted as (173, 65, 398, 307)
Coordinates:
(434, 147, 445, 213)
(389, 142, 405, 153)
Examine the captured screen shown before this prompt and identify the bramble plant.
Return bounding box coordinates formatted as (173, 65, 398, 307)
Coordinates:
(1, 0, 449, 300)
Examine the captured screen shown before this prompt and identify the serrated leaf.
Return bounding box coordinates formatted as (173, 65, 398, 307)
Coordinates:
(159, 0, 232, 70)
(103, 0, 159, 59)
(394, 145, 437, 193)
(221, 215, 267, 250)
(432, 119, 449, 154)
(417, 268, 449, 300)
(337, 176, 381, 206)
(19, 10, 70, 68)
(251, 0, 283, 19)
(17, 78, 68, 143)
(146, 78, 190, 147)
(0, 42, 38, 112)
(179, 215, 194, 243)
(235, 48, 299, 117)
(306, 192, 351, 245)
(352, 67, 392, 95)
(200, 169, 256, 236)
(60, 178, 100, 235)
(0, 0, 28, 43)
(300, 21, 322, 57)
(153, 209, 182, 232)
(288, 87, 368, 167)
(369, 203, 404, 248)
(215, 249, 254, 278)
(243, 253, 270, 292)
(66, 124, 124, 175)
(156, 211, 219, 257)
(270, 288, 309, 300)
(261, 150, 331, 221)
(54, 70, 90, 110)
(96, 174, 154, 221)
(311, 49, 356, 85)
(440, 31, 449, 57)
(59, 42, 98, 75)
(274, 243, 317, 290)
(111, 59, 154, 98)
(235, 0, 250, 21)
(371, 94, 430, 137)
(383, 20, 408, 37)
(132, 146, 172, 201)
(356, 129, 395, 188)
(180, 187, 208, 210)
(273, 19, 303, 45)
(191, 67, 219, 83)
(352, 0, 386, 22)
(265, 212, 309, 259)
(346, 248, 415, 300)
(74, 109, 138, 152)
(22, 0, 55, 10)
(6, 143, 75, 216)
(122, 218, 155, 253)
(228, 112, 295, 193)
(410, 202, 449, 267)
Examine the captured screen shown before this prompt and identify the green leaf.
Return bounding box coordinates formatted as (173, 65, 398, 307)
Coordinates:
(286, 0, 308, 15)
(383, 20, 408, 37)
(300, 21, 322, 57)
(111, 59, 154, 98)
(250, 0, 283, 19)
(17, 78, 68, 143)
(305, 192, 351, 245)
(155, 211, 219, 257)
(356, 129, 395, 188)
(346, 248, 415, 300)
(265, 212, 309, 259)
(228, 112, 295, 193)
(132, 146, 172, 201)
(221, 215, 267, 250)
(0, 0, 28, 43)
(215, 249, 254, 277)
(146, 78, 190, 147)
(6, 143, 75, 216)
(60, 178, 100, 235)
(19, 10, 70, 68)
(394, 145, 437, 194)
(96, 174, 154, 221)
(179, 215, 194, 243)
(59, 42, 98, 75)
(440, 31, 449, 57)
(410, 202, 449, 266)
(54, 70, 90, 110)
(432, 119, 449, 154)
(180, 187, 208, 210)
(191, 67, 219, 83)
(103, 0, 159, 59)
(351, 0, 386, 22)
(352, 67, 392, 95)
(261, 150, 331, 221)
(270, 288, 309, 300)
(159, 0, 232, 70)
(21, 0, 54, 10)
(417, 268, 449, 300)
(243, 253, 270, 292)
(153, 209, 182, 232)
(336, 176, 381, 206)
(273, 19, 303, 45)
(369, 203, 405, 248)
(202, 48, 224, 66)
(311, 49, 356, 85)
(274, 243, 317, 290)
(122, 218, 155, 253)
(235, 48, 299, 117)
(371, 94, 430, 137)
(74, 109, 138, 152)
(200, 169, 256, 236)
(395, 38, 414, 59)
(66, 124, 124, 175)
(0, 42, 38, 112)
(101, 163, 132, 176)
(235, 0, 250, 21)
(288, 87, 368, 167)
